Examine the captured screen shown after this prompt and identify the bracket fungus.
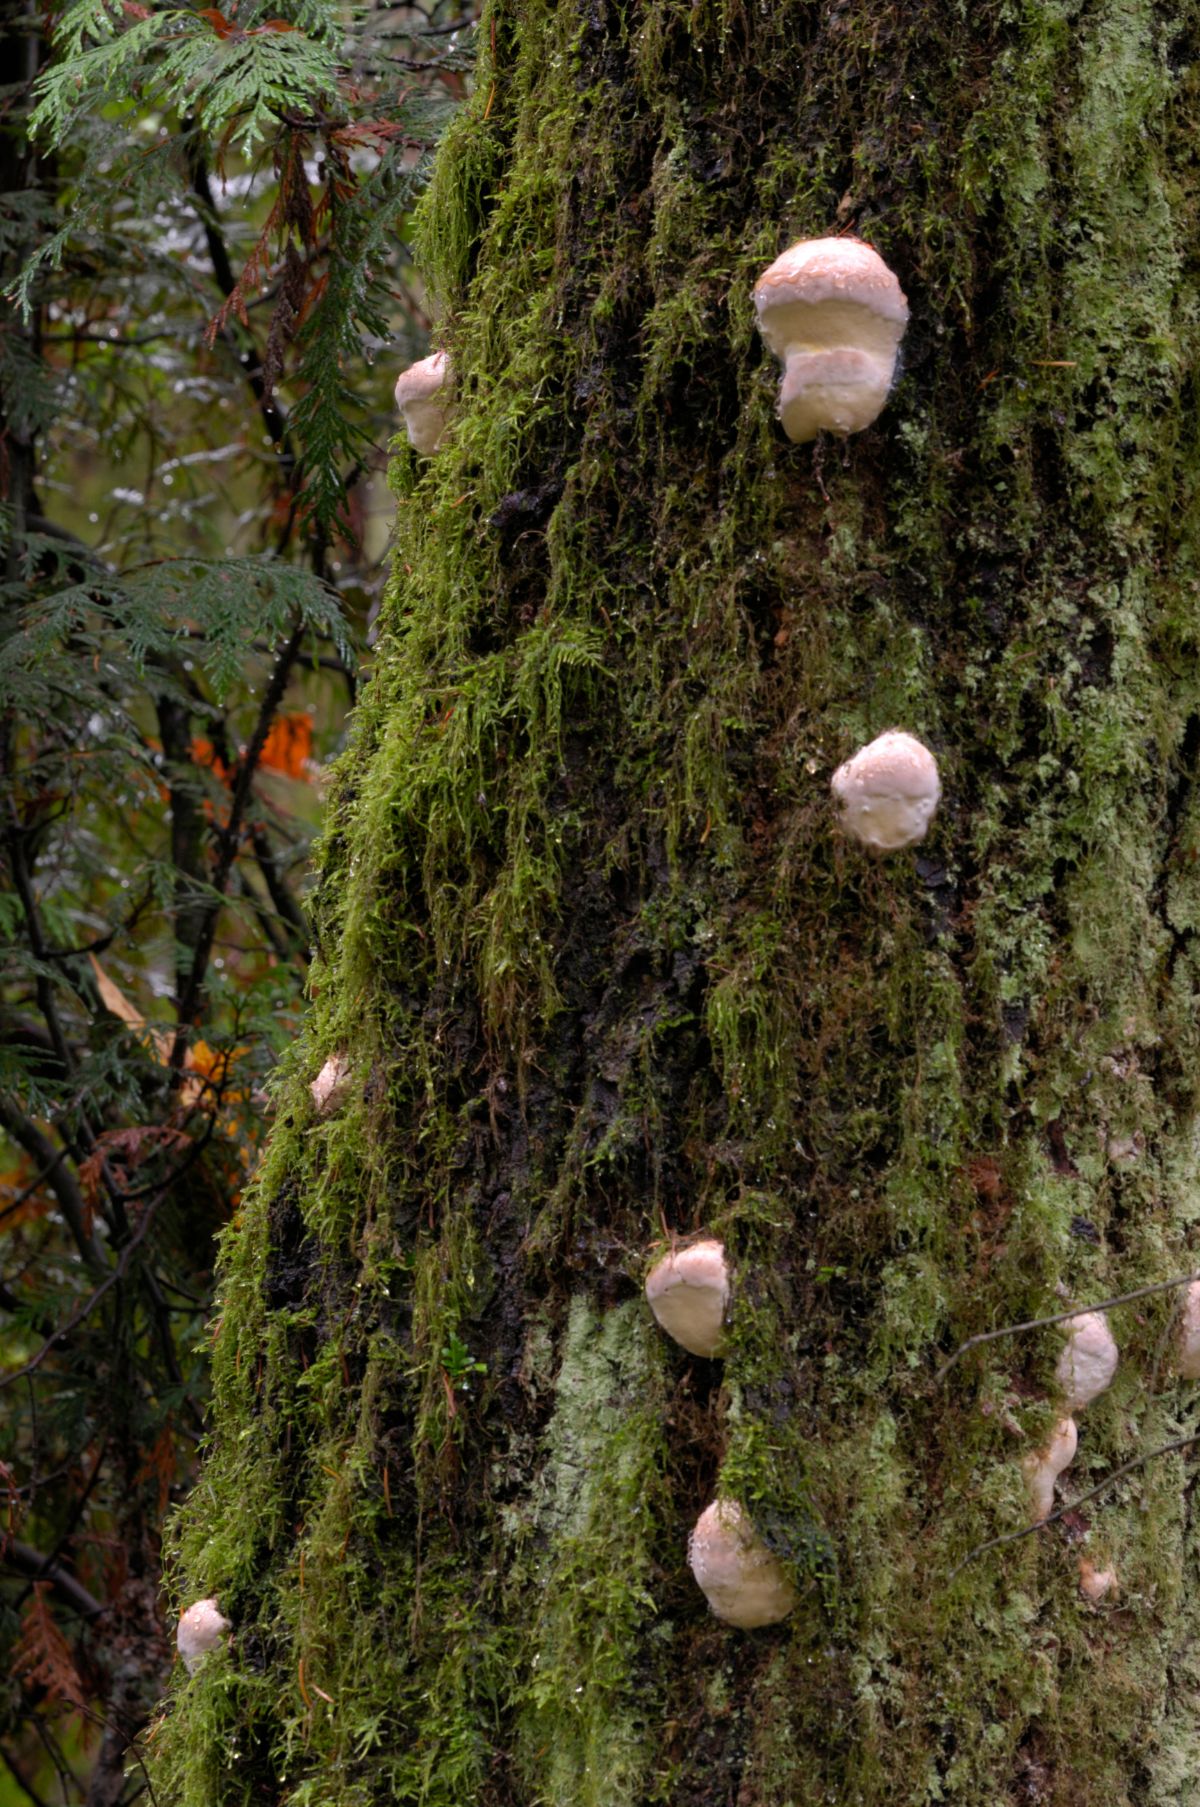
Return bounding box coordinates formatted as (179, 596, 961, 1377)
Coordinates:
(1078, 1557, 1117, 1603)
(688, 1499, 797, 1629)
(831, 730, 941, 853)
(310, 1052, 352, 1118)
(1176, 1280, 1200, 1379)
(394, 351, 452, 455)
(1055, 1311, 1118, 1411)
(644, 1239, 730, 1357)
(1023, 1415, 1077, 1523)
(177, 1598, 231, 1675)
(753, 237, 909, 443)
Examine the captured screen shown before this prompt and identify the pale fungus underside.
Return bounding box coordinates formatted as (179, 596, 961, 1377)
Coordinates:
(753, 237, 909, 444)
(176, 1599, 231, 1677)
(830, 728, 941, 854)
(394, 351, 453, 455)
(644, 1238, 730, 1358)
(155, 0, 1200, 1802)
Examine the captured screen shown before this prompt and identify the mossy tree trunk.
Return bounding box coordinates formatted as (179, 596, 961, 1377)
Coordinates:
(157, 2, 1200, 1802)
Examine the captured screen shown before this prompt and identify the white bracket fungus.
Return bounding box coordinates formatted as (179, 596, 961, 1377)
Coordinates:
(1078, 1557, 1116, 1602)
(1023, 1415, 1077, 1523)
(831, 730, 941, 853)
(1177, 1280, 1200, 1379)
(1055, 1311, 1118, 1412)
(688, 1499, 797, 1629)
(177, 1598, 231, 1675)
(753, 237, 909, 443)
(394, 352, 452, 456)
(310, 1052, 352, 1118)
(644, 1240, 730, 1357)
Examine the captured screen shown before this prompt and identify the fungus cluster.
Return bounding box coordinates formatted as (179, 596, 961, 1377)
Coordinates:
(394, 352, 452, 455)
(644, 1241, 797, 1628)
(177, 1598, 230, 1675)
(1024, 1311, 1119, 1525)
(753, 237, 908, 443)
(831, 730, 941, 853)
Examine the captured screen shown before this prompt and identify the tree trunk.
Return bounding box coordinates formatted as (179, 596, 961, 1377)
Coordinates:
(155, 2, 1200, 1802)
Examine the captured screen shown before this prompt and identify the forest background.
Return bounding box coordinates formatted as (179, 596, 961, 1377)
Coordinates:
(0, 1, 469, 1796)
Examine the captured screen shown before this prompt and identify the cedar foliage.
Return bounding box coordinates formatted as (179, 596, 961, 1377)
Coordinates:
(0, 0, 469, 1796)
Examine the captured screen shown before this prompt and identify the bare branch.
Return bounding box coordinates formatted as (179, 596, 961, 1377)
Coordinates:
(947, 1432, 1200, 1582)
(0, 1096, 105, 1276)
(934, 1273, 1200, 1387)
(3, 1540, 105, 1621)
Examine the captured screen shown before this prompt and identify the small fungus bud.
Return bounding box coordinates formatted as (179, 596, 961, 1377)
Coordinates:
(310, 1053, 352, 1118)
(1055, 1311, 1118, 1412)
(394, 352, 452, 456)
(688, 1499, 797, 1629)
(831, 730, 941, 853)
(753, 237, 908, 443)
(1178, 1280, 1200, 1380)
(1023, 1415, 1077, 1523)
(1078, 1557, 1116, 1602)
(177, 1598, 230, 1675)
(644, 1239, 730, 1357)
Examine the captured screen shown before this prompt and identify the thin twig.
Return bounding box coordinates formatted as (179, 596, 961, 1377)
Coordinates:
(935, 1272, 1200, 1386)
(169, 621, 306, 1066)
(0, 1744, 50, 1807)
(947, 1432, 1200, 1582)
(0, 1191, 165, 1394)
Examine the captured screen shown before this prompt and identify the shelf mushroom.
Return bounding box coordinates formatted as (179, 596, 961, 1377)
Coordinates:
(1055, 1311, 1118, 1411)
(1023, 1416, 1077, 1524)
(831, 730, 941, 853)
(753, 237, 908, 443)
(177, 1598, 231, 1675)
(688, 1499, 797, 1629)
(310, 1052, 352, 1118)
(1177, 1280, 1200, 1379)
(394, 352, 452, 455)
(644, 1240, 730, 1357)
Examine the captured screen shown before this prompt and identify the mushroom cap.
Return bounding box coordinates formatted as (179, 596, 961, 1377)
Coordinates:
(1177, 1279, 1200, 1380)
(1022, 1415, 1077, 1522)
(688, 1499, 797, 1629)
(754, 238, 909, 349)
(830, 730, 941, 852)
(645, 1239, 730, 1357)
(1055, 1311, 1118, 1411)
(177, 1597, 231, 1674)
(778, 346, 895, 443)
(753, 239, 908, 442)
(1078, 1557, 1117, 1602)
(311, 1052, 352, 1118)
(395, 353, 452, 455)
(393, 351, 449, 409)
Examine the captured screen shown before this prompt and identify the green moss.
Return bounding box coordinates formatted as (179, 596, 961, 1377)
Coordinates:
(157, 0, 1200, 1799)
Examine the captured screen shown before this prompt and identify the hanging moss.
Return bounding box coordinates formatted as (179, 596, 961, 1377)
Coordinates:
(155, 0, 1200, 1801)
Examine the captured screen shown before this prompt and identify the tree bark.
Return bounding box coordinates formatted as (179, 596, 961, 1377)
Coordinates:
(156, 1, 1200, 1803)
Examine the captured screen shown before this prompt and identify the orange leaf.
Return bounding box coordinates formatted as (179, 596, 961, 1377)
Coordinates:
(196, 7, 234, 34)
(259, 713, 314, 779)
(89, 954, 146, 1031)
